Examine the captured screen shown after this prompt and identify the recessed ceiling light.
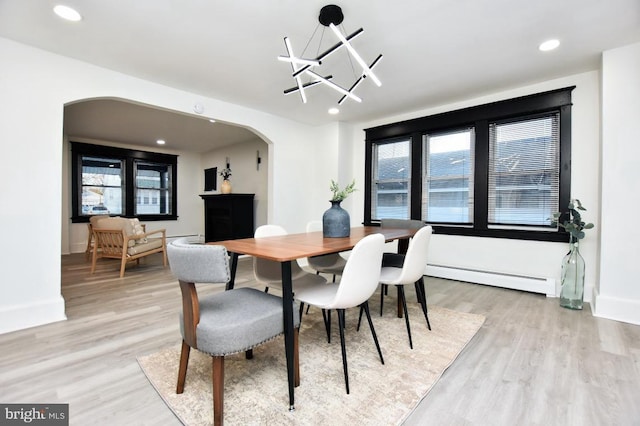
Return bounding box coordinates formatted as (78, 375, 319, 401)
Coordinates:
(539, 39, 560, 52)
(156, 139, 166, 145)
(209, 119, 216, 123)
(328, 107, 340, 115)
(53, 5, 82, 22)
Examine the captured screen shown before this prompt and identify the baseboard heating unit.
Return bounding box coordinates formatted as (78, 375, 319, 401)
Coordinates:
(425, 264, 556, 297)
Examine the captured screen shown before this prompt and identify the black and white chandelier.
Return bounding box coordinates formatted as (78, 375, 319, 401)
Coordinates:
(278, 4, 382, 105)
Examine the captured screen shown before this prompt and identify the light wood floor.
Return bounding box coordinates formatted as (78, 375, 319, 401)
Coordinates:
(1, 253, 639, 425)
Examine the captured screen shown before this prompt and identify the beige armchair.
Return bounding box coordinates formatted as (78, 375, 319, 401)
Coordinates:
(90, 216, 167, 278)
(85, 215, 110, 259)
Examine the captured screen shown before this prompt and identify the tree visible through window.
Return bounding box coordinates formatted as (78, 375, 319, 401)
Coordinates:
(80, 156, 123, 216)
(71, 142, 177, 222)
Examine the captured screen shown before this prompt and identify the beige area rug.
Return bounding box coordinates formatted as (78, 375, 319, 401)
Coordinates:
(138, 302, 485, 425)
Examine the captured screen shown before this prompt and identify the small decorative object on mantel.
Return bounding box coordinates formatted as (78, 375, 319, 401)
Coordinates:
(551, 199, 594, 310)
(322, 179, 356, 238)
(219, 167, 232, 194)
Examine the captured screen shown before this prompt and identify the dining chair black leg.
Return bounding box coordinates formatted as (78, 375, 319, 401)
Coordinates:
(379, 284, 387, 316)
(298, 302, 305, 324)
(361, 301, 384, 365)
(337, 308, 350, 394)
(321, 309, 332, 343)
(397, 285, 413, 349)
(245, 349, 253, 359)
(356, 305, 364, 331)
(414, 280, 424, 304)
(415, 278, 431, 330)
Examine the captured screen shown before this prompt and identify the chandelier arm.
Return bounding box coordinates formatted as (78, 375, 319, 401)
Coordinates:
(338, 54, 383, 104)
(291, 28, 364, 79)
(329, 23, 381, 87)
(305, 70, 362, 102)
(283, 37, 308, 103)
(284, 78, 329, 94)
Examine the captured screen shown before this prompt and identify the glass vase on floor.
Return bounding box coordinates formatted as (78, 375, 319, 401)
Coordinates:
(560, 241, 585, 310)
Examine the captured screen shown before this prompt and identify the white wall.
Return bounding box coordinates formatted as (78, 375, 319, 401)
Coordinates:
(200, 138, 269, 229)
(0, 37, 335, 334)
(3, 33, 638, 333)
(595, 42, 640, 325)
(351, 71, 603, 305)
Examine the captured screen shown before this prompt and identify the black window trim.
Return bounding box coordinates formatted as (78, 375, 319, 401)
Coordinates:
(71, 142, 178, 223)
(364, 86, 575, 242)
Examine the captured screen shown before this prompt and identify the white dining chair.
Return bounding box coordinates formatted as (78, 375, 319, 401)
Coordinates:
(293, 233, 386, 394)
(305, 220, 347, 283)
(378, 218, 427, 315)
(378, 225, 433, 349)
(253, 225, 327, 294)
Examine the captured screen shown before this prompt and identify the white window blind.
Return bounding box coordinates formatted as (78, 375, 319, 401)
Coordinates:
(371, 139, 411, 220)
(422, 128, 475, 224)
(488, 113, 560, 226)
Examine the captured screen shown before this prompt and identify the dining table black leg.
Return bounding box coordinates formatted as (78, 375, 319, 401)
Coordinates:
(281, 260, 295, 411)
(226, 252, 239, 290)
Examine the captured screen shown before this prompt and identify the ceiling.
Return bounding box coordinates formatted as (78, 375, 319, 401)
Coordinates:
(63, 99, 259, 153)
(1, 0, 639, 151)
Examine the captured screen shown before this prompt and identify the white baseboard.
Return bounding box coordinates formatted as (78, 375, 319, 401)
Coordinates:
(425, 264, 556, 297)
(592, 288, 640, 325)
(0, 296, 67, 335)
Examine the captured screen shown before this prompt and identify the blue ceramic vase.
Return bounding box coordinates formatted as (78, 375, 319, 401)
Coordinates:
(322, 200, 350, 237)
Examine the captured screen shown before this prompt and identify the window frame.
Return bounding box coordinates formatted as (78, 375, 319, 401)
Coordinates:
(370, 136, 413, 221)
(422, 126, 476, 226)
(364, 87, 574, 242)
(71, 142, 178, 223)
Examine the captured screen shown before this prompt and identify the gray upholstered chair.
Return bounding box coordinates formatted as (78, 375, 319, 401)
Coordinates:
(167, 238, 300, 426)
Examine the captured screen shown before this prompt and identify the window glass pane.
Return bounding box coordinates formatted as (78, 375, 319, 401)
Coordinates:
(135, 161, 172, 215)
(422, 128, 474, 223)
(488, 114, 559, 226)
(371, 139, 411, 220)
(81, 156, 123, 215)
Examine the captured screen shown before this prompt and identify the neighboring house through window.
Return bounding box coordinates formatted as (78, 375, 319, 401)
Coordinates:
(364, 87, 574, 242)
(71, 142, 178, 222)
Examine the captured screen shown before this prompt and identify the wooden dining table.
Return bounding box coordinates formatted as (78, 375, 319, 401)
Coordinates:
(214, 225, 418, 411)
